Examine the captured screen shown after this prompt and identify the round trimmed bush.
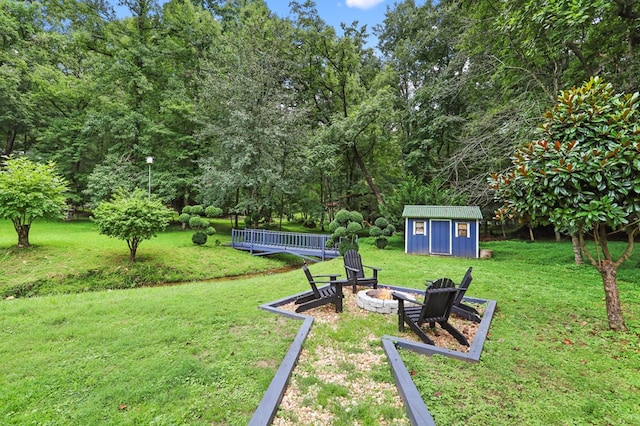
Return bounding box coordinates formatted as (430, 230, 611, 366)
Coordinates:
(349, 211, 364, 223)
(333, 226, 348, 238)
(189, 216, 208, 228)
(374, 217, 389, 228)
(205, 206, 223, 218)
(385, 224, 396, 235)
(192, 231, 208, 245)
(205, 226, 216, 236)
(178, 213, 191, 224)
(338, 240, 359, 255)
(369, 225, 382, 237)
(190, 205, 204, 215)
(181, 206, 192, 214)
(375, 237, 388, 249)
(346, 222, 362, 233)
(334, 209, 351, 223)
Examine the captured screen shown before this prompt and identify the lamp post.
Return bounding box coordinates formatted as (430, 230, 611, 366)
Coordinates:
(146, 156, 153, 199)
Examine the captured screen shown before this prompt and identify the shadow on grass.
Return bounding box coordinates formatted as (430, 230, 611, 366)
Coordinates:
(250, 286, 497, 426)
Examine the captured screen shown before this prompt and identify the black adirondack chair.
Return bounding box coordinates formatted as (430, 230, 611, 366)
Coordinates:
(294, 264, 345, 313)
(393, 278, 469, 347)
(343, 250, 380, 293)
(451, 267, 481, 323)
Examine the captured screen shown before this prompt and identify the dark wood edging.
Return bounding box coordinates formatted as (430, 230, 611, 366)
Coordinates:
(249, 305, 313, 426)
(381, 338, 436, 425)
(250, 286, 497, 425)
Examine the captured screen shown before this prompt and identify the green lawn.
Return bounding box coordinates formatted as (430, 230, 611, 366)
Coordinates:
(1, 220, 639, 424)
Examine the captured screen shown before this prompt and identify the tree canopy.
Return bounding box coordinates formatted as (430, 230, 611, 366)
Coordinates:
(489, 77, 640, 331)
(0, 156, 68, 247)
(1, 0, 639, 227)
(92, 188, 173, 262)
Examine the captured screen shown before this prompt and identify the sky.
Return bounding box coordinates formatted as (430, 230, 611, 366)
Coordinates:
(265, 0, 390, 33)
(112, 0, 395, 48)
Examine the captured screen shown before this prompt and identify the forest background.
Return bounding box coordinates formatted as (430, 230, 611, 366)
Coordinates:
(2, 0, 639, 228)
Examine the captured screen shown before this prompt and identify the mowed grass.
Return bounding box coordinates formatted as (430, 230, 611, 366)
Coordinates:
(0, 219, 292, 297)
(1, 220, 640, 424)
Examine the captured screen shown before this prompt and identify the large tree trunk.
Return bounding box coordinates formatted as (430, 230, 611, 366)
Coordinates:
(352, 145, 384, 206)
(16, 223, 30, 248)
(571, 234, 583, 265)
(5, 128, 16, 156)
(598, 260, 627, 331)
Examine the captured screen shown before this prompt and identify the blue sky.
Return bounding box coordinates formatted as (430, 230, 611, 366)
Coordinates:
(266, 0, 390, 33)
(113, 1, 394, 47)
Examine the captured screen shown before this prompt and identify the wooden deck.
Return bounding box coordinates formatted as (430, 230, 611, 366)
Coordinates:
(231, 229, 339, 261)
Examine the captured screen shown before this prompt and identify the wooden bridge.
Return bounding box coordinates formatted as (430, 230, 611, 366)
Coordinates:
(230, 229, 340, 261)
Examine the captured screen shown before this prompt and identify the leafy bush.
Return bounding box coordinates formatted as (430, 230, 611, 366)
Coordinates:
(328, 209, 363, 254)
(181, 204, 223, 245)
(369, 216, 396, 249)
(190, 205, 204, 215)
(92, 189, 173, 262)
(205, 206, 223, 217)
(192, 231, 208, 245)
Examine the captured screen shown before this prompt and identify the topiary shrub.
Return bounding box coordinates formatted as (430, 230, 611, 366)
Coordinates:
(178, 212, 191, 230)
(192, 231, 207, 245)
(205, 206, 223, 218)
(190, 205, 204, 215)
(182, 204, 223, 245)
(369, 216, 396, 249)
(328, 209, 364, 255)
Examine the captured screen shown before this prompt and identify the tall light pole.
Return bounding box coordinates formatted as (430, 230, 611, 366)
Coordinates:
(146, 156, 153, 199)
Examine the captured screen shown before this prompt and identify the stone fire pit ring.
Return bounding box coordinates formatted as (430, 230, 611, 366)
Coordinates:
(356, 288, 419, 315)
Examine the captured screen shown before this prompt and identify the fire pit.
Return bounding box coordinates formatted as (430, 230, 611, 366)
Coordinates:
(356, 288, 418, 315)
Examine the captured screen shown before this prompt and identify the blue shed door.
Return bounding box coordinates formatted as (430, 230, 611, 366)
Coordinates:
(430, 220, 451, 255)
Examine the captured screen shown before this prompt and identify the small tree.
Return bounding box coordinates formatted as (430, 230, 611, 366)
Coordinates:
(178, 204, 222, 245)
(369, 217, 396, 249)
(0, 156, 68, 247)
(93, 189, 173, 262)
(327, 209, 363, 254)
(489, 77, 640, 331)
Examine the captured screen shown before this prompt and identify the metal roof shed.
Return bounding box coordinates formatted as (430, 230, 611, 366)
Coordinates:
(402, 205, 483, 258)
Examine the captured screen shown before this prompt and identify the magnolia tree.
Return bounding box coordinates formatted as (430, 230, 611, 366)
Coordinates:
(93, 189, 174, 262)
(0, 156, 68, 247)
(489, 77, 640, 331)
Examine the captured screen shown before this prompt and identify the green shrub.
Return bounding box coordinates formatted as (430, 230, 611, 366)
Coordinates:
(205, 206, 223, 218)
(369, 226, 383, 238)
(374, 217, 389, 228)
(328, 209, 364, 253)
(338, 240, 359, 255)
(346, 222, 362, 233)
(370, 216, 395, 249)
(182, 204, 221, 245)
(189, 216, 208, 228)
(374, 237, 388, 249)
(192, 231, 207, 245)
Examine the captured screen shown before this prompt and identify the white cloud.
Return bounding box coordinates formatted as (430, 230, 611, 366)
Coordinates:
(345, 0, 384, 10)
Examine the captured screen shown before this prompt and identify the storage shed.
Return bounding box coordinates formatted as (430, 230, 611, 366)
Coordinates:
(402, 205, 483, 258)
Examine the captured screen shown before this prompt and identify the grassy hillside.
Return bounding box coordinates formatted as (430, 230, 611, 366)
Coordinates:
(1, 220, 639, 424)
